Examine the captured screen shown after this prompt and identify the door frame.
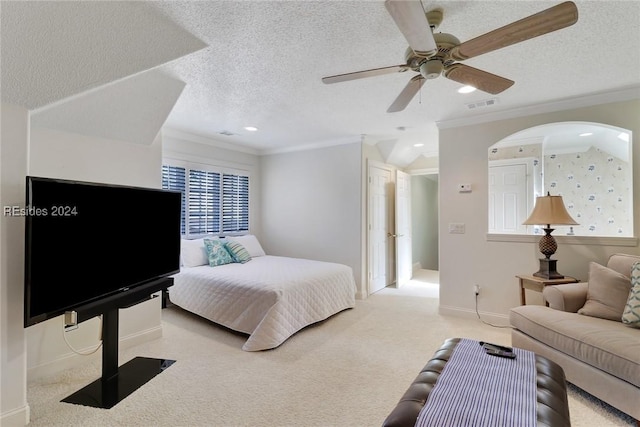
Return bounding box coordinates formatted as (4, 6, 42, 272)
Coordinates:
(408, 168, 439, 274)
(366, 160, 394, 296)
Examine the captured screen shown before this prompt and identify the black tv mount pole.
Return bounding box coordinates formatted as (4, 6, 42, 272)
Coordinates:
(62, 277, 175, 409)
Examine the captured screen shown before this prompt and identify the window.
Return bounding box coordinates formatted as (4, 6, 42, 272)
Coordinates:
(222, 174, 249, 232)
(162, 164, 249, 237)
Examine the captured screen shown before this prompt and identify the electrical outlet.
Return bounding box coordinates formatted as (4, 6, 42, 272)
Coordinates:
(64, 310, 77, 327)
(474, 284, 480, 295)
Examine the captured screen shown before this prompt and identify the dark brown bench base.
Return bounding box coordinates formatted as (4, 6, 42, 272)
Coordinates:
(383, 338, 571, 427)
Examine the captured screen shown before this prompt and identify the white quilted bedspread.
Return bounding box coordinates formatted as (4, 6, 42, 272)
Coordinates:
(168, 255, 357, 351)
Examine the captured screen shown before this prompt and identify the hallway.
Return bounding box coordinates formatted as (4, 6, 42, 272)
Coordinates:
(378, 269, 439, 298)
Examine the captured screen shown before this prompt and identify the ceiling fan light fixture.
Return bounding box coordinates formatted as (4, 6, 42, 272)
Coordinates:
(420, 60, 443, 79)
(458, 85, 477, 94)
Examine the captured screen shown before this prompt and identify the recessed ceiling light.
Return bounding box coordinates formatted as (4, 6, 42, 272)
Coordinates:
(458, 85, 476, 94)
(414, 143, 424, 147)
(579, 132, 593, 137)
(244, 126, 258, 132)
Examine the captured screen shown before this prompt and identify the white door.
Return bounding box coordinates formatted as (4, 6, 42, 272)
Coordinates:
(368, 165, 392, 294)
(489, 163, 528, 234)
(395, 170, 412, 287)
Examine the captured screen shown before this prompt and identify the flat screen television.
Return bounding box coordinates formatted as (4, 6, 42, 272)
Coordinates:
(24, 176, 182, 327)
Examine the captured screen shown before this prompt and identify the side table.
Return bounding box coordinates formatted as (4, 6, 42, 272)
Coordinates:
(516, 275, 579, 305)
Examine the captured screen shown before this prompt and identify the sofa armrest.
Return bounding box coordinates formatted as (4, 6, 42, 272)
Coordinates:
(542, 282, 588, 312)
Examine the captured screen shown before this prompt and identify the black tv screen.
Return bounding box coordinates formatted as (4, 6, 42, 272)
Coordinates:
(24, 176, 182, 327)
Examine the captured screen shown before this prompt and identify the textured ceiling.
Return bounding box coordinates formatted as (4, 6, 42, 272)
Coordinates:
(2, 1, 640, 166)
(1, 1, 205, 110)
(148, 0, 640, 164)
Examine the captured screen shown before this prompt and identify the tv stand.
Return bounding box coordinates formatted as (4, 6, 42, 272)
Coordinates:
(61, 278, 175, 409)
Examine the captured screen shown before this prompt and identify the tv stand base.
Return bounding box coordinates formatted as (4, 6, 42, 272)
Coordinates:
(62, 356, 175, 409)
(60, 286, 175, 409)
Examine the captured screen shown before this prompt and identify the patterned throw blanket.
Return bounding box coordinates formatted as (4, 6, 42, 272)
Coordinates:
(415, 338, 537, 427)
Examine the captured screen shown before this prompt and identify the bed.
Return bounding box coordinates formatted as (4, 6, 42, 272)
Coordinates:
(168, 235, 357, 351)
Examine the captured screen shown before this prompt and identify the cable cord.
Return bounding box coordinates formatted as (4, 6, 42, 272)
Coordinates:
(475, 294, 514, 329)
(62, 316, 103, 356)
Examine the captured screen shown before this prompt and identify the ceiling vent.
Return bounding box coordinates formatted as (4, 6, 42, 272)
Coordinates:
(465, 98, 499, 110)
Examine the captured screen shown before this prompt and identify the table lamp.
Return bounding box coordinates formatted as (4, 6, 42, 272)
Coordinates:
(523, 192, 578, 279)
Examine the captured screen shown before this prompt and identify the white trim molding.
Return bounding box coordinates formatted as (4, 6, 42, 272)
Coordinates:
(0, 404, 30, 427)
(438, 304, 510, 326)
(487, 233, 639, 247)
(437, 86, 640, 130)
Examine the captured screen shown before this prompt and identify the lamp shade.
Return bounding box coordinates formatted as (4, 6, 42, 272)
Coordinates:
(523, 193, 578, 226)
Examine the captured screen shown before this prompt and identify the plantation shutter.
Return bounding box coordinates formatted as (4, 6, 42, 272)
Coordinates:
(188, 169, 221, 235)
(161, 165, 186, 235)
(222, 174, 249, 232)
(163, 163, 250, 237)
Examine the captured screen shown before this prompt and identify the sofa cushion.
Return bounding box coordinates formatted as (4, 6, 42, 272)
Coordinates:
(622, 262, 640, 328)
(510, 305, 640, 388)
(578, 262, 631, 321)
(607, 253, 640, 277)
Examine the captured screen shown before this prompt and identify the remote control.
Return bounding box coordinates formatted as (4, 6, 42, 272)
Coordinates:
(485, 348, 517, 359)
(479, 341, 513, 353)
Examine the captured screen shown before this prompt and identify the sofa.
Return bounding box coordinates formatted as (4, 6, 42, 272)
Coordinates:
(510, 253, 640, 422)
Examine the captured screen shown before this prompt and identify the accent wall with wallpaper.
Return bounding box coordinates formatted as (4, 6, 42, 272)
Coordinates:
(544, 147, 632, 236)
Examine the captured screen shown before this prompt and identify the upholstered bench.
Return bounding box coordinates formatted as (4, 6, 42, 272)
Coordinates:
(382, 338, 571, 427)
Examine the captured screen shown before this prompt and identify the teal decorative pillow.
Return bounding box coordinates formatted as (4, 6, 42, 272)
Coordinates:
(622, 262, 640, 328)
(203, 238, 234, 267)
(224, 240, 252, 264)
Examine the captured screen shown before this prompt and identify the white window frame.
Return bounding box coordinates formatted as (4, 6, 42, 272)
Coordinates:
(162, 159, 251, 239)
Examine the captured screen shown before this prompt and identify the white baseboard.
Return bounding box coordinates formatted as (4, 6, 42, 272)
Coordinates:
(438, 304, 511, 327)
(27, 325, 163, 381)
(0, 403, 30, 427)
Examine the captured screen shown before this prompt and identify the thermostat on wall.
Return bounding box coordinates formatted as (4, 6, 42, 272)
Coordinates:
(458, 183, 472, 193)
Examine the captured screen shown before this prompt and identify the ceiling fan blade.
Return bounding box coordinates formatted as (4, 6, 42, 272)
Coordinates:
(448, 1, 578, 61)
(387, 75, 425, 113)
(322, 64, 410, 84)
(385, 0, 438, 57)
(444, 63, 514, 94)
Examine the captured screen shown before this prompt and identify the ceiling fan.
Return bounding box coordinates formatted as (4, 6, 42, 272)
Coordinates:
(321, 0, 578, 113)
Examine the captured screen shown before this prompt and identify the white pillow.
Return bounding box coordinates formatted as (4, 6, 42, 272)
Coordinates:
(181, 238, 210, 267)
(226, 235, 266, 257)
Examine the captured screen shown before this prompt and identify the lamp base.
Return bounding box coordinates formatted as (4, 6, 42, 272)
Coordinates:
(533, 258, 565, 280)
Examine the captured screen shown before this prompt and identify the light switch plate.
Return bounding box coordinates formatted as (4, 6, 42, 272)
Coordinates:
(449, 223, 465, 234)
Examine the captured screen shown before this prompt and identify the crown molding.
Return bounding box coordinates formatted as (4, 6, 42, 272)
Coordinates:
(162, 127, 259, 155)
(437, 86, 640, 130)
(260, 135, 362, 156)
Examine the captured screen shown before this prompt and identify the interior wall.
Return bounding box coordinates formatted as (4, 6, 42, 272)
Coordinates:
(0, 103, 30, 426)
(411, 175, 439, 271)
(260, 142, 363, 296)
(25, 127, 165, 380)
(438, 99, 640, 320)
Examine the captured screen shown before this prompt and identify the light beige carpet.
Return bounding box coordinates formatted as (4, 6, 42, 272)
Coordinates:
(27, 282, 635, 426)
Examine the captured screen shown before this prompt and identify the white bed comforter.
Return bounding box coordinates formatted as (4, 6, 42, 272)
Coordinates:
(168, 255, 356, 351)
